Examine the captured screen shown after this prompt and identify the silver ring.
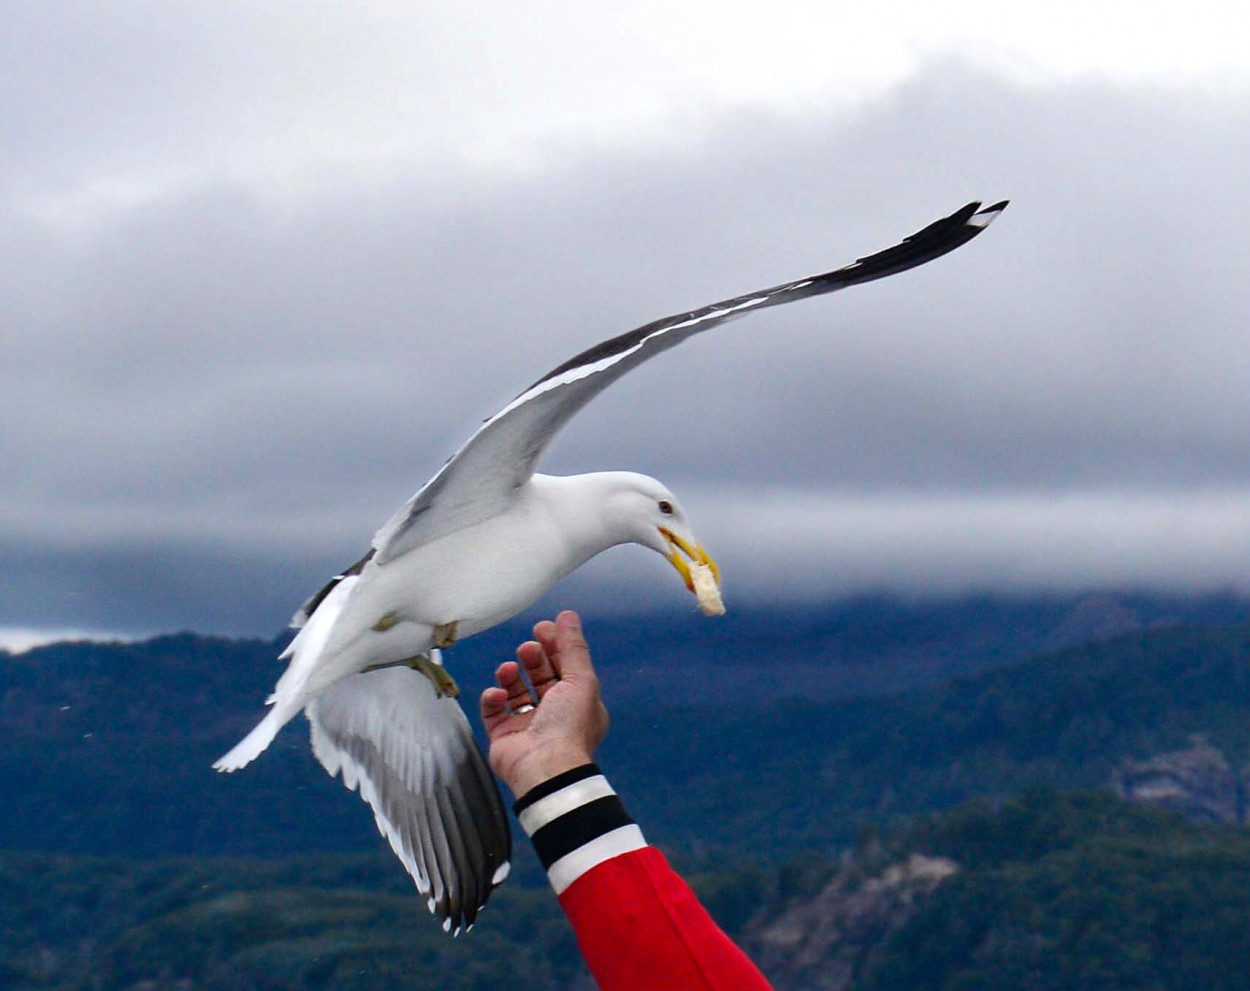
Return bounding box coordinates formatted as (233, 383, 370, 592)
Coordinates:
(512, 703, 537, 715)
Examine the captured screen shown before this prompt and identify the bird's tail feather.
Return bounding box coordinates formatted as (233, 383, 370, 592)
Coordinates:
(215, 574, 366, 774)
(213, 700, 301, 772)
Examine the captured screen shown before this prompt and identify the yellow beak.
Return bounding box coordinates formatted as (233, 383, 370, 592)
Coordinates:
(660, 527, 721, 593)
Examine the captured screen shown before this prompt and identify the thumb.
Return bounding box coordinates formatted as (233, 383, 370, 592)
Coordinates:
(552, 610, 594, 679)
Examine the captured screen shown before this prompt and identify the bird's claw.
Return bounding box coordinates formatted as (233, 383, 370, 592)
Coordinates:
(413, 654, 460, 698)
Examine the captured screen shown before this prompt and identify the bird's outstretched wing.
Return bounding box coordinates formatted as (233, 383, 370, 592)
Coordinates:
(307, 663, 512, 933)
(367, 199, 1006, 564)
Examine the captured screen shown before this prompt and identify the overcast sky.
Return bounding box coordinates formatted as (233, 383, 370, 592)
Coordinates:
(3, 1, 1248, 647)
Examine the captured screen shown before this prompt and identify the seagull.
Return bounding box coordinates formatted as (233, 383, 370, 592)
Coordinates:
(214, 199, 1007, 933)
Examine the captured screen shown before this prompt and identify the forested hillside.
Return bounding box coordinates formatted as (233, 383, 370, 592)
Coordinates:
(4, 792, 1246, 991)
(605, 621, 1250, 853)
(3, 601, 1248, 990)
(2, 605, 1247, 858)
(745, 791, 1250, 991)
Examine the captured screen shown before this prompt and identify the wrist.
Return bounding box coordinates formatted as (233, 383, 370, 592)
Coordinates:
(506, 747, 595, 799)
(513, 764, 647, 895)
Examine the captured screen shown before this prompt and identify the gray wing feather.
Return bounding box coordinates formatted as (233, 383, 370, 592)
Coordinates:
(307, 664, 511, 933)
(372, 199, 1007, 563)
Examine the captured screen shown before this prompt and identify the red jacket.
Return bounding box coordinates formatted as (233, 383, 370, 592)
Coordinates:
(515, 764, 774, 991)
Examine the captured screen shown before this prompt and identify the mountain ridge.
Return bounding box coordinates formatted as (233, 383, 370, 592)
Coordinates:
(2, 595, 1246, 861)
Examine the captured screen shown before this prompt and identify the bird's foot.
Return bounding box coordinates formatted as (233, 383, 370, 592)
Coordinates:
(372, 611, 400, 632)
(433, 620, 459, 648)
(412, 653, 461, 699)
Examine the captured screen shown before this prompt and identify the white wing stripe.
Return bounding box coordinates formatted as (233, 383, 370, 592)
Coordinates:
(486, 294, 774, 429)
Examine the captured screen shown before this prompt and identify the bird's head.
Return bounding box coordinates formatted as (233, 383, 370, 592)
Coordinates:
(602, 473, 722, 611)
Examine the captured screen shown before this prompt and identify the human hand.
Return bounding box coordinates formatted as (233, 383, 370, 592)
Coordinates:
(479, 610, 610, 799)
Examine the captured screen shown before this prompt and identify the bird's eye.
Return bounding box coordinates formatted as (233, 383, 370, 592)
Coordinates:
(658, 500, 674, 516)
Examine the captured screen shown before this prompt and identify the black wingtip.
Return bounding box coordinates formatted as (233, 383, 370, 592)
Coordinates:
(897, 201, 979, 249)
(833, 198, 1006, 286)
(973, 199, 1010, 223)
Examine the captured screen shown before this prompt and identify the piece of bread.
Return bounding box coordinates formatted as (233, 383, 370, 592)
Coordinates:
(690, 561, 725, 616)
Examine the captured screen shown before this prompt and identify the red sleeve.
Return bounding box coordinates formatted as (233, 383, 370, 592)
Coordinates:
(514, 764, 773, 991)
(559, 845, 773, 991)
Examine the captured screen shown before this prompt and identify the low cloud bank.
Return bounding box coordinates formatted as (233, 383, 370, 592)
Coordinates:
(3, 486, 1244, 636)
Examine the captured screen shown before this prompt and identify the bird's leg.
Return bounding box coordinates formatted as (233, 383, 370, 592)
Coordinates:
(362, 652, 461, 698)
(361, 656, 409, 673)
(433, 620, 459, 648)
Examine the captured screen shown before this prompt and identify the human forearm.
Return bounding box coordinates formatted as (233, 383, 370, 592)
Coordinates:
(515, 763, 774, 991)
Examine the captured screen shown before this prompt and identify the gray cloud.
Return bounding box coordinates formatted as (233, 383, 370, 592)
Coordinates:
(4, 56, 1249, 635)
